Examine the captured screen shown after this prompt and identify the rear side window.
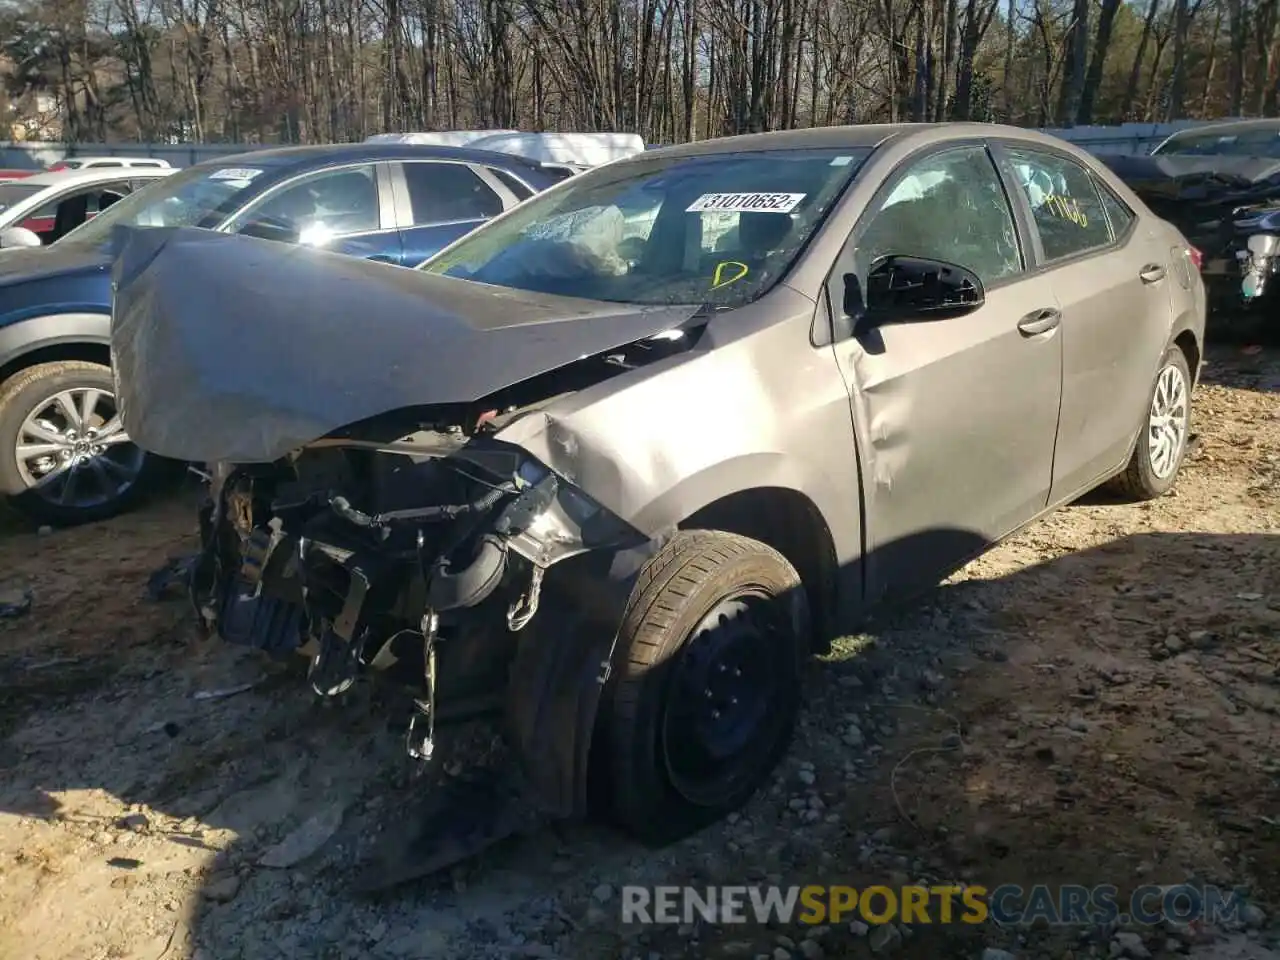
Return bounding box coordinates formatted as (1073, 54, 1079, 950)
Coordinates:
(402, 162, 504, 224)
(1097, 183, 1136, 240)
(1005, 147, 1112, 262)
(487, 167, 534, 200)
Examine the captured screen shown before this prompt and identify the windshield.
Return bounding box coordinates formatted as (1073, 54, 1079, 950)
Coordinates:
(0, 182, 44, 215)
(1154, 127, 1280, 158)
(421, 147, 871, 306)
(59, 162, 274, 246)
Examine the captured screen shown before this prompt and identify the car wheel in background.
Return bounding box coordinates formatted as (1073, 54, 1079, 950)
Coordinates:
(1107, 345, 1193, 501)
(604, 530, 810, 844)
(0, 360, 155, 526)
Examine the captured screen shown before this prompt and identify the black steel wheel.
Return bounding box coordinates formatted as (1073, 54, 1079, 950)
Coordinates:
(605, 530, 809, 844)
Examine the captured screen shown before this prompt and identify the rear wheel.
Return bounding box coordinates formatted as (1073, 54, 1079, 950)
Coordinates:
(0, 361, 154, 526)
(1107, 345, 1193, 501)
(605, 531, 809, 844)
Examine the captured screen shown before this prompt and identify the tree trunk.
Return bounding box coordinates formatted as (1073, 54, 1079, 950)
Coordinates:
(1077, 0, 1121, 124)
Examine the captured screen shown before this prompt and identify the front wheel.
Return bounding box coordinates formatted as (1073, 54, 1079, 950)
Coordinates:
(1107, 345, 1193, 501)
(0, 361, 155, 526)
(604, 530, 809, 844)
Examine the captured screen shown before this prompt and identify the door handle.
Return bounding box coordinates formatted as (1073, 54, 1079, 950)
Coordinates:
(1139, 263, 1166, 283)
(1017, 307, 1061, 336)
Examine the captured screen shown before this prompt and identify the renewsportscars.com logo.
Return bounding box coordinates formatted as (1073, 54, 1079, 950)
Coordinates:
(620, 884, 1249, 927)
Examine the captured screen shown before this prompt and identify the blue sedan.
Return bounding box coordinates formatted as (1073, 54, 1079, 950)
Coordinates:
(0, 143, 565, 526)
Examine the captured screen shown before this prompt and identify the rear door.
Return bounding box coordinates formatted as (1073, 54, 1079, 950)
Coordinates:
(390, 161, 519, 267)
(996, 142, 1173, 501)
(823, 141, 1064, 600)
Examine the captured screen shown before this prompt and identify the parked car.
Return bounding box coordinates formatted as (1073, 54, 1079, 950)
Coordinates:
(46, 156, 172, 172)
(0, 143, 564, 526)
(0, 170, 37, 180)
(109, 123, 1205, 879)
(1102, 118, 1280, 337)
(0, 168, 175, 248)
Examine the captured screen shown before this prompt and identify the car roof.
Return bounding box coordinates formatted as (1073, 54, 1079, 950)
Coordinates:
(20, 167, 175, 188)
(1162, 118, 1280, 141)
(64, 156, 168, 164)
(196, 142, 554, 176)
(629, 122, 1091, 160)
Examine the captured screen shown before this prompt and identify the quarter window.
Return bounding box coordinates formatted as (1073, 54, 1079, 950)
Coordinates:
(402, 162, 504, 224)
(487, 167, 534, 201)
(1005, 148, 1112, 261)
(1097, 183, 1135, 239)
(857, 145, 1023, 286)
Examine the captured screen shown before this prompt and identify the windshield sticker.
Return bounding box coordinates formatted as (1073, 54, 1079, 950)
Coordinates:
(686, 192, 805, 214)
(1045, 193, 1088, 228)
(711, 260, 749, 289)
(830, 155, 854, 166)
(210, 167, 264, 182)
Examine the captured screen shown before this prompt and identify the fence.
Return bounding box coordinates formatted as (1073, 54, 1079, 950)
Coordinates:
(0, 118, 1249, 170)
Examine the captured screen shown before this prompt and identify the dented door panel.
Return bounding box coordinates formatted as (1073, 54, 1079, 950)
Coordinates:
(830, 276, 1063, 602)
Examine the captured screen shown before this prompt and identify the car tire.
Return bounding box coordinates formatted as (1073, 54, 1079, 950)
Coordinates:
(0, 360, 155, 526)
(605, 530, 809, 844)
(1107, 345, 1193, 501)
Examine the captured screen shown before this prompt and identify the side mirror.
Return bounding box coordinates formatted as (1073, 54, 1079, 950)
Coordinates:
(856, 255, 985, 325)
(239, 216, 300, 245)
(0, 226, 43, 249)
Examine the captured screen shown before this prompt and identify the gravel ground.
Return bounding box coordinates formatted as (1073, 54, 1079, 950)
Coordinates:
(0, 344, 1277, 960)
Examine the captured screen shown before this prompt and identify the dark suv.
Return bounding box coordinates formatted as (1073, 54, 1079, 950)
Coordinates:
(0, 143, 563, 525)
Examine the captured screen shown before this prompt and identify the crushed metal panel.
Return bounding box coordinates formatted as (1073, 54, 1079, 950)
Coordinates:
(108, 226, 702, 463)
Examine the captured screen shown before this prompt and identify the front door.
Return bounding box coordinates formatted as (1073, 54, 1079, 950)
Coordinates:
(224, 161, 402, 263)
(824, 142, 1064, 602)
(999, 144, 1176, 500)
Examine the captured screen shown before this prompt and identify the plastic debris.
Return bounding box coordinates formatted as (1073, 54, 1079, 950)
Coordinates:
(0, 583, 33, 619)
(193, 682, 258, 701)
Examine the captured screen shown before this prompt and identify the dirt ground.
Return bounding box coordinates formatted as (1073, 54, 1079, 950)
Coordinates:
(0, 344, 1277, 960)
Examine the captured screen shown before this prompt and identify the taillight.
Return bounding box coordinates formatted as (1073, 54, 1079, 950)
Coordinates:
(1188, 246, 1204, 271)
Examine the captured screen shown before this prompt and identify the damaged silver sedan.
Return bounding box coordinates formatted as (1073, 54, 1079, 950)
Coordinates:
(109, 123, 1205, 877)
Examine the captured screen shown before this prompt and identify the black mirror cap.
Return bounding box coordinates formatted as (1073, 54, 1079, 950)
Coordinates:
(240, 217, 301, 245)
(841, 271, 865, 321)
(864, 255, 986, 323)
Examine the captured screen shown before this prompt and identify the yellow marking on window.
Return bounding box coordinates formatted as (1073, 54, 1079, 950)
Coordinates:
(711, 260, 750, 289)
(1044, 193, 1088, 228)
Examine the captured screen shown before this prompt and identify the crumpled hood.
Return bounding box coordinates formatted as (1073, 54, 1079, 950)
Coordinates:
(0, 241, 108, 289)
(110, 226, 701, 463)
(1102, 153, 1280, 190)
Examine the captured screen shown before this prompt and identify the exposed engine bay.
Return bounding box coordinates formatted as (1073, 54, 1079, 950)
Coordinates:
(187, 333, 689, 771)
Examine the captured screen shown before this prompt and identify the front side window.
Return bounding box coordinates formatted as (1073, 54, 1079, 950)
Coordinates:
(856, 145, 1022, 286)
(230, 164, 381, 242)
(1005, 147, 1112, 262)
(87, 183, 132, 215)
(421, 147, 871, 307)
(402, 162, 504, 224)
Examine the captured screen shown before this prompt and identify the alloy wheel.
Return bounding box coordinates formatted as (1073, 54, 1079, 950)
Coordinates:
(14, 387, 145, 509)
(1148, 362, 1189, 480)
